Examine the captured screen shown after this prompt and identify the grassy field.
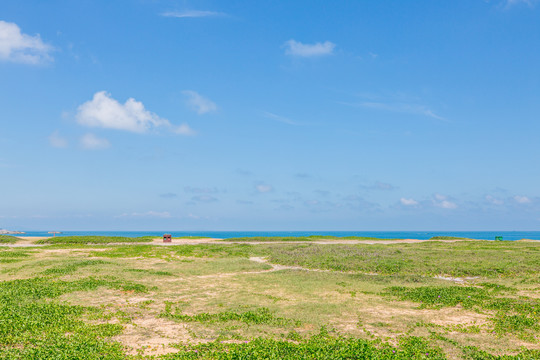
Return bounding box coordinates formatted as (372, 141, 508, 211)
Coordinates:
(0, 235, 18, 244)
(1, 237, 539, 359)
(35, 235, 156, 245)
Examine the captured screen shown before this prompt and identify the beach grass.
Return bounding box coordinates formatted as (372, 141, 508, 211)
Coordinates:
(1, 239, 539, 358)
(35, 235, 155, 244)
(428, 236, 473, 240)
(222, 235, 400, 242)
(0, 235, 18, 244)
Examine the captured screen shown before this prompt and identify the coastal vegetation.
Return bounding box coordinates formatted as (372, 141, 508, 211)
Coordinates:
(0, 237, 539, 358)
(0, 235, 18, 244)
(35, 235, 155, 245)
(223, 235, 398, 242)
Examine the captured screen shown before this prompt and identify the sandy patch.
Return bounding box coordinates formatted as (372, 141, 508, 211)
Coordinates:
(16, 236, 51, 241)
(361, 304, 488, 327)
(115, 316, 191, 355)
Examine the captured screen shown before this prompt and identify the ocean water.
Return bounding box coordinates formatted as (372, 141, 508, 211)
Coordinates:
(17, 230, 540, 241)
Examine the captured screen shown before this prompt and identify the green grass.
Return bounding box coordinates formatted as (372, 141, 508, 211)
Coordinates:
(42, 259, 110, 275)
(0, 276, 148, 360)
(260, 241, 540, 277)
(162, 305, 297, 326)
(0, 249, 31, 263)
(164, 332, 447, 360)
(224, 236, 316, 242)
(0, 235, 18, 244)
(223, 235, 399, 241)
(385, 284, 540, 339)
(428, 236, 472, 240)
(36, 235, 155, 244)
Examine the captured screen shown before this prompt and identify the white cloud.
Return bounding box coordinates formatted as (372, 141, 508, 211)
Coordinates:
(504, 0, 537, 7)
(514, 195, 532, 204)
(353, 101, 445, 121)
(80, 133, 110, 150)
(263, 112, 299, 126)
(433, 194, 457, 209)
(284, 39, 336, 57)
(400, 198, 418, 206)
(161, 10, 226, 18)
(0, 21, 52, 64)
(118, 211, 172, 218)
(439, 200, 458, 209)
(360, 181, 396, 191)
(486, 195, 504, 205)
(174, 123, 196, 136)
(434, 194, 447, 201)
(76, 91, 191, 135)
(48, 131, 68, 148)
(256, 184, 273, 193)
(191, 195, 218, 203)
(182, 90, 217, 115)
(185, 186, 220, 194)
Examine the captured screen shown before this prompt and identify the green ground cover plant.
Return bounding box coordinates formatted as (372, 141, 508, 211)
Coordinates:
(224, 236, 316, 242)
(162, 305, 297, 327)
(0, 249, 31, 263)
(429, 236, 472, 240)
(42, 259, 110, 275)
(0, 235, 18, 244)
(223, 235, 399, 241)
(261, 242, 540, 277)
(0, 276, 147, 360)
(164, 333, 447, 360)
(36, 235, 155, 244)
(385, 285, 540, 339)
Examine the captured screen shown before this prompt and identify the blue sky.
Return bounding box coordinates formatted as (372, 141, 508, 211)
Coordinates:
(1, 0, 539, 231)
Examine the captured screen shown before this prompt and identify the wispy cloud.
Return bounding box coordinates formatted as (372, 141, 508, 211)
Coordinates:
(255, 183, 274, 193)
(503, 0, 537, 8)
(342, 195, 378, 211)
(159, 193, 178, 199)
(284, 39, 336, 57)
(48, 131, 68, 148)
(236, 168, 252, 176)
(184, 186, 220, 194)
(360, 181, 396, 191)
(400, 198, 419, 206)
(514, 195, 532, 204)
(485, 195, 504, 205)
(161, 10, 227, 19)
(433, 194, 457, 209)
(175, 123, 196, 136)
(80, 133, 110, 150)
(263, 112, 300, 126)
(345, 101, 445, 121)
(0, 21, 52, 64)
(118, 211, 172, 218)
(76, 91, 192, 134)
(191, 195, 218, 203)
(182, 90, 217, 115)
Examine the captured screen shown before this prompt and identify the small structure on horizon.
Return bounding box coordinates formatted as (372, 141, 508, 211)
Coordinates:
(48, 231, 62, 237)
(163, 234, 172, 243)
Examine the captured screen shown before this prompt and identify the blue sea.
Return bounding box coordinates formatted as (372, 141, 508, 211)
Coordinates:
(17, 231, 540, 241)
